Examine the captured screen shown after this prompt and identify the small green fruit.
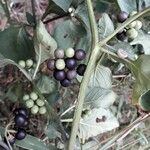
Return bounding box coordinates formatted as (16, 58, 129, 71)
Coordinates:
(36, 99, 45, 107)
(26, 59, 34, 68)
(127, 28, 138, 39)
(65, 48, 75, 58)
(23, 94, 29, 101)
(18, 60, 26, 68)
(31, 105, 39, 114)
(30, 92, 38, 100)
(26, 99, 34, 108)
(55, 59, 65, 70)
(39, 106, 46, 114)
(128, 21, 136, 28)
(135, 20, 142, 30)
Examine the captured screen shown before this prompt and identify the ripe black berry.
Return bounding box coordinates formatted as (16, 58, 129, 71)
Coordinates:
(14, 108, 28, 118)
(117, 11, 128, 23)
(14, 114, 27, 127)
(53, 70, 66, 81)
(60, 79, 71, 87)
(77, 64, 86, 76)
(65, 58, 77, 70)
(116, 31, 127, 41)
(15, 129, 26, 140)
(47, 59, 55, 70)
(74, 49, 86, 61)
(66, 70, 77, 80)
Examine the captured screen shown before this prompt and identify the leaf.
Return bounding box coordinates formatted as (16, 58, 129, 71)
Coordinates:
(36, 75, 57, 94)
(98, 13, 114, 40)
(78, 108, 119, 141)
(26, 12, 35, 25)
(16, 134, 58, 150)
(130, 31, 150, 55)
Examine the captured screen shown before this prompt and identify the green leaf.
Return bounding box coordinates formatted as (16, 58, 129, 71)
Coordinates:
(16, 134, 58, 150)
(0, 26, 34, 62)
(78, 108, 119, 141)
(36, 75, 57, 94)
(98, 13, 114, 40)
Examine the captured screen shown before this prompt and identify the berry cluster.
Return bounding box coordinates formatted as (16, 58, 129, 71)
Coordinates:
(116, 11, 142, 41)
(23, 92, 47, 115)
(47, 48, 87, 87)
(18, 59, 34, 69)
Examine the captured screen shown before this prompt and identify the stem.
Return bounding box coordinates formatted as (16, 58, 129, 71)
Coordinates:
(99, 7, 150, 46)
(31, 0, 36, 27)
(68, 0, 100, 149)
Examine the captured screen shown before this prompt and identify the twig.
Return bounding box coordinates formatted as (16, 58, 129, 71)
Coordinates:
(31, 0, 36, 27)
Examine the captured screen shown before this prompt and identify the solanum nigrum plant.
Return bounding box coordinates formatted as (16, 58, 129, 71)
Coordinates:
(0, 0, 150, 150)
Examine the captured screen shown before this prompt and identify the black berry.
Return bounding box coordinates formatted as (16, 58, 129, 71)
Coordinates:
(66, 70, 77, 80)
(77, 64, 86, 76)
(14, 108, 28, 118)
(65, 58, 77, 70)
(53, 70, 66, 81)
(47, 59, 55, 70)
(15, 129, 26, 140)
(14, 114, 27, 127)
(116, 31, 127, 41)
(117, 11, 128, 23)
(137, 44, 144, 55)
(74, 49, 86, 61)
(60, 79, 71, 87)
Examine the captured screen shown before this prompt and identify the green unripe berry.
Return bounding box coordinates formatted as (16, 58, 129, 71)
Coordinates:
(39, 106, 46, 114)
(31, 105, 39, 114)
(26, 59, 34, 68)
(18, 60, 26, 68)
(65, 48, 75, 58)
(30, 92, 38, 100)
(36, 99, 45, 107)
(23, 94, 29, 101)
(26, 99, 34, 108)
(127, 28, 138, 39)
(135, 20, 142, 30)
(55, 59, 65, 70)
(128, 21, 136, 28)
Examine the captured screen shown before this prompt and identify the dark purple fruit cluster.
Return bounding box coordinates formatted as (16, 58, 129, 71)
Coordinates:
(47, 48, 87, 87)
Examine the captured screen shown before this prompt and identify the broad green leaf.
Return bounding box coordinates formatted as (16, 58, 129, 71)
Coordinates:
(78, 108, 119, 141)
(16, 134, 58, 150)
(0, 26, 34, 62)
(98, 13, 114, 40)
(36, 75, 57, 94)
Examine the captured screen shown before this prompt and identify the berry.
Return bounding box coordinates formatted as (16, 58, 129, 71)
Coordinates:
(31, 105, 39, 114)
(47, 59, 55, 70)
(77, 64, 86, 76)
(23, 94, 29, 101)
(66, 70, 77, 80)
(74, 49, 86, 61)
(55, 59, 65, 70)
(15, 129, 26, 140)
(26, 59, 33, 68)
(116, 31, 127, 41)
(14, 114, 27, 127)
(117, 11, 128, 23)
(26, 99, 34, 108)
(60, 79, 71, 87)
(18, 60, 26, 68)
(54, 49, 64, 59)
(53, 70, 66, 81)
(30, 92, 38, 100)
(36, 99, 45, 107)
(137, 44, 144, 55)
(65, 58, 77, 69)
(128, 21, 137, 28)
(65, 48, 75, 58)
(14, 108, 28, 118)
(39, 106, 47, 114)
(68, 7, 73, 13)
(127, 28, 138, 39)
(135, 20, 142, 30)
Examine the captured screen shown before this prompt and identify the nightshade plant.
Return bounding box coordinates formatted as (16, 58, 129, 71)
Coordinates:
(0, 0, 150, 150)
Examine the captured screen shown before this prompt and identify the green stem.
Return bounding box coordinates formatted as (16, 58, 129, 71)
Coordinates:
(68, 0, 100, 149)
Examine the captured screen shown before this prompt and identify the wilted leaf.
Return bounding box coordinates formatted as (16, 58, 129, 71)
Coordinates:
(78, 108, 119, 141)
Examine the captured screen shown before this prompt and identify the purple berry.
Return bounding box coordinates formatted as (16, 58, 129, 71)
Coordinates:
(15, 129, 26, 140)
(14, 114, 27, 127)
(65, 58, 77, 70)
(116, 31, 127, 41)
(53, 70, 66, 81)
(74, 49, 86, 60)
(117, 11, 128, 23)
(54, 49, 64, 59)
(14, 108, 28, 118)
(77, 64, 86, 76)
(66, 70, 77, 80)
(47, 59, 55, 70)
(60, 79, 71, 87)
